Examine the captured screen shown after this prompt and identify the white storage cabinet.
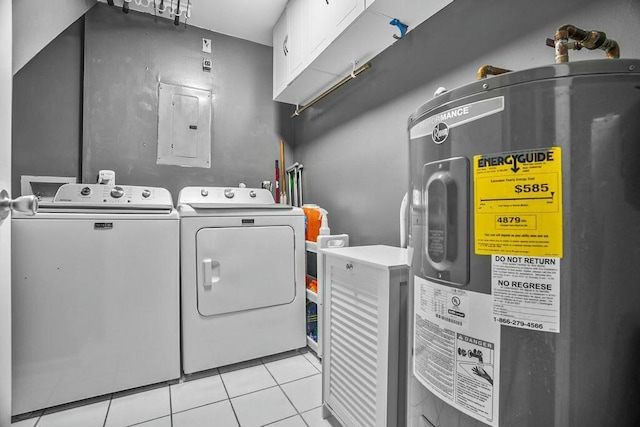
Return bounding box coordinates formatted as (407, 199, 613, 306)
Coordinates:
(322, 245, 408, 427)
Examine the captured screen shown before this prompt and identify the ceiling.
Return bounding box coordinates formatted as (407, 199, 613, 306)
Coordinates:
(98, 0, 288, 46)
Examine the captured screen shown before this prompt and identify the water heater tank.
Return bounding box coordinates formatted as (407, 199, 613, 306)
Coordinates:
(407, 59, 640, 427)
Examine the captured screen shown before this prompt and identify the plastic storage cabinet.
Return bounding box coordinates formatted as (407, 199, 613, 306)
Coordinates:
(305, 234, 349, 358)
(321, 245, 408, 427)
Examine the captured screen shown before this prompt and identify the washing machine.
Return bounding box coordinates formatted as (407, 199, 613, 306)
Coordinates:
(11, 184, 180, 415)
(178, 186, 306, 374)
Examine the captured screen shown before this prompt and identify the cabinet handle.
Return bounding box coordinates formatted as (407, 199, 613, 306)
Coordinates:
(283, 35, 289, 56)
(346, 263, 353, 271)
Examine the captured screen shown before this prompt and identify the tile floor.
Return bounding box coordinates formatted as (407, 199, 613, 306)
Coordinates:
(11, 349, 337, 427)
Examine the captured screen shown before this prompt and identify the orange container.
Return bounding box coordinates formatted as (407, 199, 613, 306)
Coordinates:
(306, 275, 318, 293)
(302, 205, 323, 242)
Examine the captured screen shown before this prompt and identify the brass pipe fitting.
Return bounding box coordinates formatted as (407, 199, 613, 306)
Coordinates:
(554, 29, 570, 64)
(552, 25, 620, 63)
(477, 65, 512, 80)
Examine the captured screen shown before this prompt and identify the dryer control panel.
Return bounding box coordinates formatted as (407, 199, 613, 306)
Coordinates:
(51, 184, 174, 210)
(178, 186, 290, 209)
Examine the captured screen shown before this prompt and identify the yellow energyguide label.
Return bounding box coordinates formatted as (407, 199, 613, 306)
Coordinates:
(474, 147, 563, 257)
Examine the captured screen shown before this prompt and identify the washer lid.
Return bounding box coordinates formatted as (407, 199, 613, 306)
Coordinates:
(42, 184, 174, 212)
(177, 186, 292, 209)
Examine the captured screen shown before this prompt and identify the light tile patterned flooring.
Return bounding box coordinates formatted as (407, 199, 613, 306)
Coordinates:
(11, 350, 337, 427)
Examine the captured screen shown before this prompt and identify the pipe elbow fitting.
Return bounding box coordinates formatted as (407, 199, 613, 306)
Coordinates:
(606, 40, 621, 59)
(477, 65, 511, 80)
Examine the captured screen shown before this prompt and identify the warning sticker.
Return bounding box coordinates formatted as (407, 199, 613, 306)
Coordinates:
(491, 255, 560, 333)
(413, 276, 500, 427)
(474, 147, 563, 257)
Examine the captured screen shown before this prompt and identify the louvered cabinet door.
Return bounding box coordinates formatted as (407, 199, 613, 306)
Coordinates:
(322, 247, 408, 427)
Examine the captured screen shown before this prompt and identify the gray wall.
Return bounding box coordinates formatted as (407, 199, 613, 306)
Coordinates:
(292, 0, 640, 246)
(12, 0, 94, 75)
(83, 4, 292, 201)
(12, 17, 84, 197)
(12, 0, 640, 238)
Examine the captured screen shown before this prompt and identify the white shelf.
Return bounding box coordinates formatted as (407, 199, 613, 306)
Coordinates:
(307, 335, 318, 353)
(306, 289, 318, 303)
(306, 240, 319, 356)
(304, 234, 349, 359)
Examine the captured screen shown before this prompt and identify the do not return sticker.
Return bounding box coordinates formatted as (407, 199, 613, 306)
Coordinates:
(491, 255, 560, 333)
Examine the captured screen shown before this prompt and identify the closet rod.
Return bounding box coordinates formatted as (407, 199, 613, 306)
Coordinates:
(291, 62, 372, 119)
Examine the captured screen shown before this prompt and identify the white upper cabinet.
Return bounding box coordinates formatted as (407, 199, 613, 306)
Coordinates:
(273, 0, 454, 106)
(287, 0, 306, 80)
(273, 0, 308, 99)
(272, 10, 288, 98)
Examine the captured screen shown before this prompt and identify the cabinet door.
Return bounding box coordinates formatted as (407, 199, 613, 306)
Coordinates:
(307, 0, 331, 62)
(324, 255, 384, 427)
(328, 0, 364, 39)
(287, 0, 305, 80)
(273, 10, 288, 98)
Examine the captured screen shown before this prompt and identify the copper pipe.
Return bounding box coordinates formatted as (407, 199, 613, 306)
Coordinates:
(477, 65, 511, 80)
(552, 25, 620, 63)
(291, 62, 372, 119)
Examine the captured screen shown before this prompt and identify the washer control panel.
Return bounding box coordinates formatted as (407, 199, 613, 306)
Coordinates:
(52, 184, 174, 210)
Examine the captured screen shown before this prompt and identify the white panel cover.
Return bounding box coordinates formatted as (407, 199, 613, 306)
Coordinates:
(157, 82, 211, 168)
(196, 226, 296, 316)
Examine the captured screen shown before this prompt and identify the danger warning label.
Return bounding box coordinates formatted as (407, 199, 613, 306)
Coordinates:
(474, 147, 563, 258)
(413, 277, 501, 426)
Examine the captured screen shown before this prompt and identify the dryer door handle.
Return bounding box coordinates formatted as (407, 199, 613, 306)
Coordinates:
(202, 258, 221, 288)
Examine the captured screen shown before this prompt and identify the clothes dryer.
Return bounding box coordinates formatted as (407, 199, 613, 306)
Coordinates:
(178, 187, 305, 374)
(12, 184, 180, 415)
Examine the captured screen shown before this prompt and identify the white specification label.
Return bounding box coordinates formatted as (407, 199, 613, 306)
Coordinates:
(413, 277, 500, 427)
(491, 255, 560, 332)
(419, 281, 470, 331)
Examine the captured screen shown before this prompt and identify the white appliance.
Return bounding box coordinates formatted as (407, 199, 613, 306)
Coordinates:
(11, 184, 180, 415)
(178, 186, 306, 374)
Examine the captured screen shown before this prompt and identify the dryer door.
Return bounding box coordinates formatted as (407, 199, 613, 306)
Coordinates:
(196, 226, 296, 316)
